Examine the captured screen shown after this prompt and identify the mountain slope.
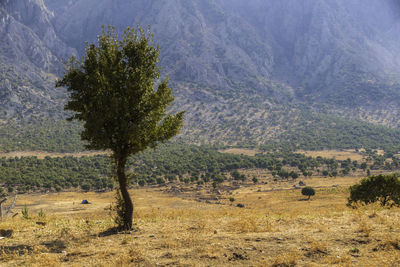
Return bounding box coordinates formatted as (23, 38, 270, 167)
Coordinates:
(0, 0, 400, 152)
(46, 0, 400, 109)
(0, 0, 76, 118)
(46, 0, 277, 94)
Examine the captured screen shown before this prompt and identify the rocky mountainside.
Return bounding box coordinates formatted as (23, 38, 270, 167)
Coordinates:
(45, 0, 400, 108)
(0, 0, 400, 151)
(0, 0, 76, 118)
(46, 0, 277, 95)
(220, 0, 400, 125)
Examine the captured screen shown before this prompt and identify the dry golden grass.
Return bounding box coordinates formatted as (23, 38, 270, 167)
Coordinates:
(219, 148, 260, 156)
(0, 151, 109, 159)
(297, 149, 364, 161)
(1, 179, 400, 266)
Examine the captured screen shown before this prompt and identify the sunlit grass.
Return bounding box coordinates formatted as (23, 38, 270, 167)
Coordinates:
(1, 180, 400, 266)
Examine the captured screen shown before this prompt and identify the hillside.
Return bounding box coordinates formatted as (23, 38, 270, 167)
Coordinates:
(0, 0, 400, 152)
(45, 0, 400, 114)
(0, 0, 76, 119)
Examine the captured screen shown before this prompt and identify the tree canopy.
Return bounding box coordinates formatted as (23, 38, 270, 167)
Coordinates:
(301, 186, 315, 200)
(347, 174, 400, 208)
(56, 25, 184, 229)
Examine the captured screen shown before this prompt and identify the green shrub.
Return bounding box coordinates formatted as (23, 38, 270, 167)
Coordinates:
(81, 183, 91, 192)
(301, 186, 315, 200)
(113, 189, 126, 229)
(22, 204, 30, 220)
(347, 174, 400, 208)
(156, 177, 165, 185)
(38, 209, 46, 220)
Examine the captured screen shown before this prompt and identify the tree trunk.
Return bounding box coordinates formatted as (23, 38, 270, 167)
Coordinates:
(116, 156, 134, 230)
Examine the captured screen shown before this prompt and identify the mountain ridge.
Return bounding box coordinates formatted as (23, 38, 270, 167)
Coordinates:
(0, 0, 400, 152)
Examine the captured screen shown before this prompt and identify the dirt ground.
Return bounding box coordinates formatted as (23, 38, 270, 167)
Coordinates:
(1, 177, 400, 266)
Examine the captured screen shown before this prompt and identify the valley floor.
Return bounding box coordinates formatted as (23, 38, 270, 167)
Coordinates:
(1, 177, 400, 266)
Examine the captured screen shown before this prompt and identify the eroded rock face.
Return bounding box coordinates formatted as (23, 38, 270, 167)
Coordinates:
(1, 0, 76, 70)
(1, 0, 400, 130)
(0, 0, 76, 117)
(218, 0, 400, 104)
(45, 0, 400, 108)
(47, 0, 274, 91)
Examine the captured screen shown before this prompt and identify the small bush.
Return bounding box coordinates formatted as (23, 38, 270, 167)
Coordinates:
(81, 183, 91, 192)
(231, 171, 246, 181)
(113, 189, 126, 229)
(22, 204, 30, 219)
(156, 177, 165, 185)
(347, 174, 400, 208)
(0, 188, 6, 198)
(302, 186, 315, 200)
(38, 209, 46, 220)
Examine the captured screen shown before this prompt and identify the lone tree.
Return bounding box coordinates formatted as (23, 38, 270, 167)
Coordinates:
(56, 26, 184, 229)
(347, 174, 400, 208)
(301, 186, 315, 200)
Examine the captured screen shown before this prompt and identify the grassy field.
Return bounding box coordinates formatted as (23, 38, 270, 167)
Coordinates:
(219, 148, 260, 156)
(0, 149, 370, 161)
(0, 149, 370, 160)
(296, 150, 365, 161)
(221, 148, 367, 161)
(1, 176, 400, 266)
(0, 151, 109, 159)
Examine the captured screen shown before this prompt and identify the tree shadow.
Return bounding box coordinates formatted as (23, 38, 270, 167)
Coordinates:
(98, 226, 121, 237)
(98, 226, 134, 237)
(0, 245, 33, 256)
(0, 229, 13, 238)
(40, 240, 67, 253)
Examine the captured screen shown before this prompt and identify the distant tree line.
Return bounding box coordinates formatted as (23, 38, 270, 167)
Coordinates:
(0, 156, 112, 193)
(1, 143, 398, 194)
